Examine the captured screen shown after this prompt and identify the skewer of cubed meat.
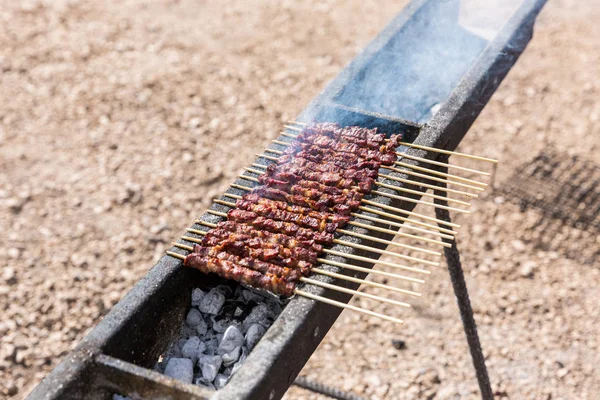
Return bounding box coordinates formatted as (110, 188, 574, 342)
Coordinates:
(298, 124, 402, 149)
(296, 130, 387, 151)
(241, 193, 344, 222)
(227, 211, 334, 243)
(202, 230, 318, 266)
(277, 154, 383, 174)
(231, 201, 343, 232)
(212, 221, 323, 253)
(283, 150, 383, 170)
(283, 142, 397, 165)
(274, 156, 380, 178)
(191, 244, 306, 280)
(250, 186, 359, 213)
(259, 166, 375, 194)
(184, 252, 295, 296)
(254, 180, 362, 212)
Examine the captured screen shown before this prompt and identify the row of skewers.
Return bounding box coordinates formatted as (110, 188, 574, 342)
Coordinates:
(168, 121, 497, 324)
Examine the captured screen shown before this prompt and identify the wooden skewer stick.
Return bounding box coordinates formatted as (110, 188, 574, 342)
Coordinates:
(179, 236, 426, 283)
(249, 164, 470, 214)
(213, 198, 441, 256)
(398, 142, 499, 163)
(166, 250, 406, 323)
(294, 289, 404, 324)
(312, 268, 420, 296)
(321, 248, 432, 273)
(370, 190, 469, 214)
(389, 162, 488, 187)
(396, 154, 491, 178)
(360, 200, 460, 228)
(349, 213, 454, 241)
(357, 206, 459, 235)
(375, 179, 470, 208)
(329, 240, 439, 267)
(255, 153, 279, 161)
(299, 277, 411, 308)
(347, 218, 452, 244)
(315, 257, 426, 282)
(284, 123, 497, 163)
(173, 242, 194, 252)
(229, 179, 458, 231)
(228, 182, 458, 235)
(336, 229, 440, 255)
(167, 250, 186, 260)
(381, 166, 485, 192)
(283, 124, 303, 131)
(378, 172, 477, 198)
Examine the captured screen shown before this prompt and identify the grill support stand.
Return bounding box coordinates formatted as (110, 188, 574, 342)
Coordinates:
(434, 162, 493, 400)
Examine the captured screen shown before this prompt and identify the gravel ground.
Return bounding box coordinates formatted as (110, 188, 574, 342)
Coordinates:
(1, 1, 599, 399)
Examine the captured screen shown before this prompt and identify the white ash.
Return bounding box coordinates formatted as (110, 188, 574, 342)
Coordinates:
(154, 284, 284, 390)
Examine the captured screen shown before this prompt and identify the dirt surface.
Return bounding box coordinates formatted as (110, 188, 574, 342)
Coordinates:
(1, 0, 599, 399)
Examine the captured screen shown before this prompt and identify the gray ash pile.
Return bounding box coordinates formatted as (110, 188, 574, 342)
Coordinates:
(155, 284, 283, 390)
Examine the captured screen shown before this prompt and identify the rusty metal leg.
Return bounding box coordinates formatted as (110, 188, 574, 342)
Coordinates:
(433, 163, 494, 400)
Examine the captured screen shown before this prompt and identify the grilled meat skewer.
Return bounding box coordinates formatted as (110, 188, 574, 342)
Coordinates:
(212, 221, 323, 253)
(184, 252, 295, 296)
(227, 211, 334, 244)
(202, 230, 318, 266)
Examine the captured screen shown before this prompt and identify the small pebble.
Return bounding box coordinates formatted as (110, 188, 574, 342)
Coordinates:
(392, 339, 407, 350)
